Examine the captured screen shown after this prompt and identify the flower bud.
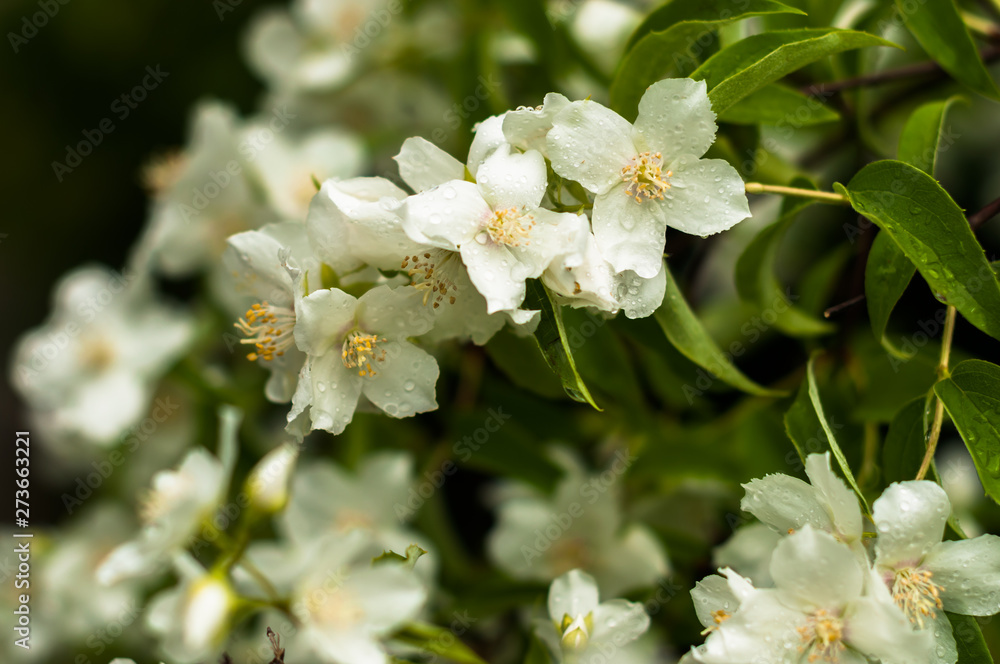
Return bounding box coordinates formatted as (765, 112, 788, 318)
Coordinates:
(245, 442, 300, 514)
(182, 576, 235, 654)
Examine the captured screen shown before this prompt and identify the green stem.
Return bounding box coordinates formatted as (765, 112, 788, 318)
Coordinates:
(916, 305, 957, 481)
(744, 182, 850, 205)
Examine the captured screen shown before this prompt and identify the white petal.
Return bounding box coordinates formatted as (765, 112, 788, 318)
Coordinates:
(713, 523, 781, 587)
(615, 265, 666, 319)
(740, 473, 833, 535)
(874, 481, 950, 568)
(305, 355, 362, 435)
(476, 145, 547, 211)
(594, 524, 669, 597)
(467, 114, 508, 176)
(394, 137, 466, 193)
(294, 288, 358, 357)
(632, 78, 718, 159)
(591, 599, 650, 644)
(660, 156, 751, 236)
(547, 100, 636, 195)
(356, 286, 435, 338)
(361, 341, 439, 418)
(548, 569, 600, 622)
(591, 186, 667, 278)
(502, 92, 571, 154)
(312, 631, 387, 664)
(306, 177, 416, 273)
(402, 180, 492, 250)
(923, 608, 959, 664)
(770, 526, 864, 609)
(351, 566, 427, 633)
(692, 575, 738, 629)
(805, 452, 863, 542)
(460, 241, 528, 313)
(224, 228, 295, 305)
(924, 534, 1000, 615)
(845, 595, 935, 664)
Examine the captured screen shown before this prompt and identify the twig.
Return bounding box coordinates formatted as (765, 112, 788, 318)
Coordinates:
(968, 194, 1000, 231)
(916, 305, 957, 481)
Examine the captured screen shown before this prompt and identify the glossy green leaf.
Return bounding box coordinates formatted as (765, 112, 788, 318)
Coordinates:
(610, 0, 804, 120)
(523, 280, 601, 410)
(934, 359, 1000, 504)
(947, 612, 996, 664)
(623, 0, 804, 51)
(654, 263, 784, 397)
(882, 397, 930, 485)
(785, 355, 869, 510)
(373, 544, 427, 569)
(842, 160, 1000, 342)
(718, 83, 840, 125)
(485, 329, 565, 400)
(734, 199, 834, 336)
(692, 28, 898, 113)
(866, 98, 965, 357)
(894, 0, 1000, 101)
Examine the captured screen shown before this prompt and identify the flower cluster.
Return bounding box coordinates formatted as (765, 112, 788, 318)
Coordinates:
(684, 453, 1000, 664)
(224, 77, 750, 437)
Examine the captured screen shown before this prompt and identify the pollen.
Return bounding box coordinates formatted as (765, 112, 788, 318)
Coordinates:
(341, 331, 386, 377)
(892, 567, 944, 629)
(402, 250, 459, 308)
(141, 150, 187, 197)
(798, 608, 845, 663)
(234, 302, 296, 362)
(621, 151, 671, 203)
(487, 207, 535, 247)
(700, 609, 732, 635)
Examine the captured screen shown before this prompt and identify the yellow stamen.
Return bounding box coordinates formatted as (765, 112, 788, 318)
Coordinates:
(234, 302, 296, 362)
(621, 151, 671, 203)
(341, 331, 386, 377)
(797, 608, 845, 663)
(892, 567, 944, 629)
(402, 250, 459, 308)
(486, 207, 535, 247)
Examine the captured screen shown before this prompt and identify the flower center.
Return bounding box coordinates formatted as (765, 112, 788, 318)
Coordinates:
(341, 331, 386, 377)
(484, 207, 535, 247)
(558, 611, 594, 652)
(797, 609, 845, 663)
(892, 567, 944, 629)
(79, 337, 116, 372)
(335, 508, 374, 533)
(402, 250, 459, 308)
(621, 151, 672, 203)
(550, 536, 591, 577)
(700, 609, 732, 635)
(141, 150, 187, 197)
(303, 582, 366, 628)
(235, 302, 296, 362)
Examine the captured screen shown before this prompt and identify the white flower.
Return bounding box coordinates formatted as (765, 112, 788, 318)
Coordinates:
(741, 452, 863, 546)
(404, 145, 586, 314)
(546, 78, 750, 278)
(695, 526, 931, 664)
(690, 568, 756, 634)
(872, 480, 1000, 664)
(224, 221, 319, 403)
(567, 0, 642, 74)
(147, 558, 237, 664)
(97, 408, 240, 584)
(712, 522, 781, 587)
(487, 449, 668, 596)
(136, 101, 273, 276)
(537, 569, 650, 664)
(10, 265, 193, 447)
(288, 285, 439, 434)
(502, 93, 571, 158)
(248, 125, 367, 219)
(286, 530, 428, 664)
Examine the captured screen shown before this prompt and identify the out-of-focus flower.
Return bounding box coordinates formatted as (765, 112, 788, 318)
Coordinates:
(487, 448, 668, 596)
(245, 441, 301, 514)
(11, 265, 193, 447)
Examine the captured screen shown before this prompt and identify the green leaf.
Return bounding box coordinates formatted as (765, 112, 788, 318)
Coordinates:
(866, 98, 965, 356)
(784, 354, 869, 510)
(623, 0, 804, 51)
(947, 612, 996, 664)
(523, 280, 601, 410)
(897, 96, 965, 174)
(654, 263, 784, 397)
(609, 0, 805, 120)
(395, 622, 488, 664)
(734, 199, 834, 336)
(894, 0, 1000, 102)
(934, 359, 1000, 505)
(373, 544, 427, 569)
(692, 28, 898, 113)
(842, 160, 1000, 341)
(718, 83, 840, 125)
(484, 329, 565, 400)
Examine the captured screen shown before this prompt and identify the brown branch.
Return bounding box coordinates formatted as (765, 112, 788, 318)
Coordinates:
(800, 44, 1000, 97)
(969, 194, 1000, 230)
